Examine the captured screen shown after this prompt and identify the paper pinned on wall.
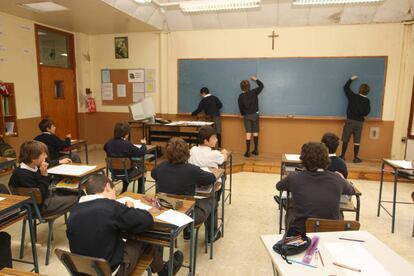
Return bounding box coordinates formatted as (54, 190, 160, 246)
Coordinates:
(133, 82, 145, 93)
(128, 69, 145, 82)
(145, 81, 155, 93)
(117, 84, 126, 97)
(145, 69, 155, 81)
(101, 70, 111, 83)
(133, 92, 144, 102)
(102, 83, 113, 100)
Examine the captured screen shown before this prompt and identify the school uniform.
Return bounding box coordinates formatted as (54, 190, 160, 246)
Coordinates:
(188, 146, 225, 169)
(104, 138, 147, 193)
(192, 94, 223, 134)
(8, 163, 78, 217)
(66, 195, 164, 275)
(238, 79, 264, 133)
(151, 161, 216, 225)
(276, 170, 355, 233)
(327, 153, 348, 179)
(34, 132, 81, 166)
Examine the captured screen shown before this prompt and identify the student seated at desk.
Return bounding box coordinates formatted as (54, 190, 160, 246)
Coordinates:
(104, 122, 147, 193)
(0, 184, 12, 270)
(8, 141, 78, 217)
(67, 175, 183, 276)
(321, 132, 348, 178)
(151, 138, 216, 241)
(276, 142, 355, 233)
(34, 118, 81, 167)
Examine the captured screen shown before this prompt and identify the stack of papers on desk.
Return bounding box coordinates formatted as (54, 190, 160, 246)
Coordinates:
(48, 165, 97, 176)
(285, 154, 300, 161)
(117, 197, 152, 210)
(0, 197, 5, 201)
(156, 209, 194, 227)
(386, 160, 413, 169)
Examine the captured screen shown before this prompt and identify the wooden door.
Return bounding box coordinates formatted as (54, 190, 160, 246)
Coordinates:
(35, 24, 78, 138)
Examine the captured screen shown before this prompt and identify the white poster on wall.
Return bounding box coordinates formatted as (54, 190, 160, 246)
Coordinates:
(101, 83, 113, 100)
(145, 69, 156, 81)
(133, 82, 145, 93)
(145, 81, 155, 93)
(128, 69, 145, 82)
(117, 84, 126, 97)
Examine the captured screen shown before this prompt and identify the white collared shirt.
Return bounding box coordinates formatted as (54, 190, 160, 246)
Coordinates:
(78, 194, 105, 204)
(203, 94, 212, 98)
(20, 162, 38, 173)
(328, 153, 336, 157)
(189, 145, 224, 169)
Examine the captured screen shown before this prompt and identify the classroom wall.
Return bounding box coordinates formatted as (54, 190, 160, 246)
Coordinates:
(161, 24, 413, 158)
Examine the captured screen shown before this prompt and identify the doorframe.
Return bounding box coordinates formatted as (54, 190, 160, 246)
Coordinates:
(34, 24, 79, 135)
(407, 79, 414, 140)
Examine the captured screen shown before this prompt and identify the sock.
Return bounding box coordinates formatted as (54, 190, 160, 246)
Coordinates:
(354, 145, 360, 159)
(245, 140, 251, 153)
(217, 134, 222, 148)
(121, 181, 129, 193)
(341, 142, 348, 157)
(253, 136, 259, 153)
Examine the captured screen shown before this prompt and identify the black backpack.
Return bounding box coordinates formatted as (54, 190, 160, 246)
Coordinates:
(272, 227, 311, 263)
(0, 139, 16, 158)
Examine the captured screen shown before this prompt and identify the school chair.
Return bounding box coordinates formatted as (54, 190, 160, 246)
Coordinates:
(10, 187, 70, 265)
(106, 157, 144, 193)
(305, 218, 360, 233)
(55, 248, 153, 276)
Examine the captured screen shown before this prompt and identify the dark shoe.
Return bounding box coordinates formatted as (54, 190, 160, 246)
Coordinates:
(244, 152, 250, 158)
(183, 229, 191, 240)
(207, 230, 222, 243)
(353, 157, 362, 163)
(252, 150, 259, 155)
(158, 251, 184, 276)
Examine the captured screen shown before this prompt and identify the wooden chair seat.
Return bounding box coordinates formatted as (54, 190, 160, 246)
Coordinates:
(306, 218, 360, 233)
(0, 267, 47, 276)
(131, 255, 153, 276)
(0, 212, 27, 231)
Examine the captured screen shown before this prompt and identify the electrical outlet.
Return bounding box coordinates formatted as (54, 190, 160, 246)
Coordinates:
(369, 127, 380, 139)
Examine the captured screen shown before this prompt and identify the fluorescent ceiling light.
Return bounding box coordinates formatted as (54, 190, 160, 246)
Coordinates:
(179, 0, 261, 13)
(20, 2, 68, 12)
(293, 0, 382, 5)
(133, 0, 151, 3)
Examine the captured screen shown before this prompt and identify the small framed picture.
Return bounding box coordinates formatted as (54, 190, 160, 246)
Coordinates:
(114, 37, 128, 59)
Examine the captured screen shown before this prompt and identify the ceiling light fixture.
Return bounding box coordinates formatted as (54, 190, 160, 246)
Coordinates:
(144, 0, 261, 13)
(133, 0, 152, 4)
(19, 2, 69, 12)
(293, 0, 382, 5)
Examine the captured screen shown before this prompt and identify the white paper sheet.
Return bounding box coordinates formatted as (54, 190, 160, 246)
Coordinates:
(117, 197, 152, 210)
(386, 160, 413, 169)
(166, 121, 214, 126)
(101, 70, 111, 83)
(128, 69, 145, 82)
(101, 83, 113, 100)
(0, 197, 5, 201)
(48, 165, 97, 176)
(133, 82, 145, 93)
(134, 144, 142, 148)
(325, 242, 392, 276)
(284, 154, 300, 161)
(155, 209, 194, 227)
(117, 84, 126, 97)
(145, 81, 155, 93)
(145, 69, 155, 81)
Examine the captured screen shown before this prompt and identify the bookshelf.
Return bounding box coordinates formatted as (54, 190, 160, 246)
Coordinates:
(0, 82, 18, 137)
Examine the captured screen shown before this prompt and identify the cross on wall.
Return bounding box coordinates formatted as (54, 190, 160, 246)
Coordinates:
(268, 30, 279, 50)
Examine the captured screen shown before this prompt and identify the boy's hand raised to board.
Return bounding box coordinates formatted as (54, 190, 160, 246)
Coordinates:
(351, 75, 358, 81)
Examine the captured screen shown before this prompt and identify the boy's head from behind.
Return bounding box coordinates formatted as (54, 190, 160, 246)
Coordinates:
(114, 122, 130, 139)
(240, 80, 250, 92)
(19, 140, 48, 166)
(85, 174, 116, 199)
(359, 84, 370, 96)
(300, 142, 330, 172)
(39, 119, 56, 133)
(321, 132, 340, 154)
(198, 126, 217, 148)
(166, 137, 189, 165)
(200, 87, 210, 96)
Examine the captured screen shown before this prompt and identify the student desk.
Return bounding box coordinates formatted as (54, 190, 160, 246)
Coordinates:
(70, 139, 89, 164)
(377, 159, 414, 233)
(128, 121, 214, 145)
(261, 230, 414, 276)
(277, 154, 362, 233)
(131, 144, 158, 192)
(0, 268, 47, 276)
(119, 192, 195, 276)
(0, 194, 39, 273)
(48, 164, 106, 194)
(196, 168, 225, 260)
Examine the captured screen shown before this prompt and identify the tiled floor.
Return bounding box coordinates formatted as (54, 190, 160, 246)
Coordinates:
(2, 149, 414, 275)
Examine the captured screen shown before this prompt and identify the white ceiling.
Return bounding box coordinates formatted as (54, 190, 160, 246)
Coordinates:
(107, 0, 414, 31)
(1, 0, 413, 34)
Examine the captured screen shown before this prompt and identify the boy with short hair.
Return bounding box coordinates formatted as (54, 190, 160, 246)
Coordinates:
(34, 118, 80, 167)
(67, 174, 183, 276)
(321, 132, 348, 179)
(238, 76, 264, 157)
(340, 75, 371, 163)
(192, 87, 223, 147)
(104, 122, 147, 193)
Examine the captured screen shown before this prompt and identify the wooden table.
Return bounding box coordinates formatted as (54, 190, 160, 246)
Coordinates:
(277, 154, 362, 233)
(377, 159, 414, 233)
(0, 268, 47, 276)
(70, 139, 88, 164)
(0, 194, 39, 273)
(119, 192, 195, 276)
(261, 230, 414, 276)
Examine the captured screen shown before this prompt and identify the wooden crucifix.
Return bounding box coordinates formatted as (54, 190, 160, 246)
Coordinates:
(268, 30, 279, 50)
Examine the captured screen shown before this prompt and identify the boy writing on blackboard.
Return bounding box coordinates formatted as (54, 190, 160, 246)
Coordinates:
(340, 75, 371, 163)
(238, 76, 264, 157)
(192, 87, 223, 147)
